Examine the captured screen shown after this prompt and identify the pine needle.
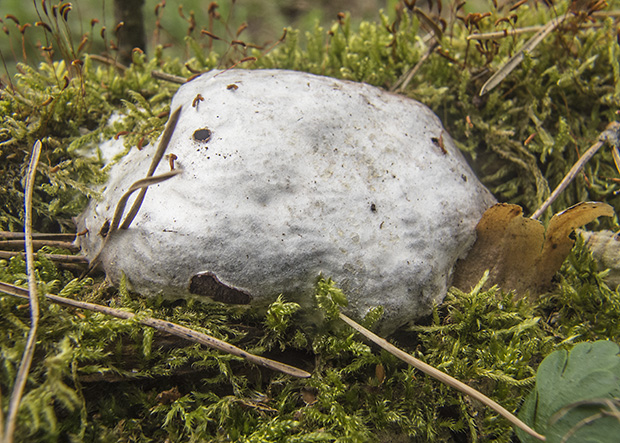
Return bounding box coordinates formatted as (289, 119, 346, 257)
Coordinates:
(2, 140, 42, 443)
(339, 312, 546, 441)
(531, 122, 620, 220)
(479, 14, 566, 96)
(0, 281, 311, 379)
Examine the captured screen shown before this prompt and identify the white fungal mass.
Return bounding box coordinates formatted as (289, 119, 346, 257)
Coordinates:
(76, 69, 496, 333)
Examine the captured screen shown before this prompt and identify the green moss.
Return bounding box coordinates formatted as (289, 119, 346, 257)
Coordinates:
(2, 0, 620, 441)
(2, 247, 620, 441)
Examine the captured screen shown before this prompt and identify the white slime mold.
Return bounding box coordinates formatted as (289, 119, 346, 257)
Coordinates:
(76, 69, 496, 332)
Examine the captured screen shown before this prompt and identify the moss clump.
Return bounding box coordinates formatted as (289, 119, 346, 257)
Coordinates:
(5, 255, 619, 442)
(2, 0, 620, 441)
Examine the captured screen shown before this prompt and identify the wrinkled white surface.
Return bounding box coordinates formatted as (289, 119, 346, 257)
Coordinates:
(77, 69, 495, 332)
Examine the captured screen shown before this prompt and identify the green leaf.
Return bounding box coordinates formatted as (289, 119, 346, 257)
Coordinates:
(518, 340, 620, 443)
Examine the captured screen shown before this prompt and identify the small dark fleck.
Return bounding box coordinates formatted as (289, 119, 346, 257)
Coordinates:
(193, 128, 212, 142)
(461, 174, 468, 182)
(227, 84, 238, 90)
(189, 272, 252, 304)
(370, 203, 377, 212)
(431, 134, 447, 154)
(192, 94, 204, 108)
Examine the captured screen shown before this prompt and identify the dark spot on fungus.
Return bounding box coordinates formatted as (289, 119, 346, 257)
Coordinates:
(193, 128, 212, 142)
(189, 272, 252, 304)
(461, 174, 468, 182)
(227, 84, 238, 90)
(370, 203, 377, 212)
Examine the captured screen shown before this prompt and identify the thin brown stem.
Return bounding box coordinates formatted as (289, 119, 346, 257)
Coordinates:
(531, 122, 620, 220)
(3, 140, 42, 443)
(84, 169, 181, 276)
(339, 313, 546, 441)
(391, 42, 438, 93)
(119, 106, 182, 230)
(0, 232, 77, 241)
(479, 14, 567, 96)
(0, 281, 311, 379)
(0, 250, 88, 264)
(0, 239, 79, 251)
(151, 70, 186, 84)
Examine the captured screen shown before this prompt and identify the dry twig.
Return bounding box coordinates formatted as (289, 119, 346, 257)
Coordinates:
(0, 251, 87, 264)
(88, 54, 127, 71)
(0, 239, 78, 251)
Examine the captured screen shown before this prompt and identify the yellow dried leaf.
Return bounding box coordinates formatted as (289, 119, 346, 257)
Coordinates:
(539, 202, 615, 284)
(375, 363, 386, 385)
(453, 202, 614, 297)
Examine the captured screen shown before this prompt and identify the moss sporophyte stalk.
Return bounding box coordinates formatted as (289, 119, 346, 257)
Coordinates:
(2, 1, 620, 441)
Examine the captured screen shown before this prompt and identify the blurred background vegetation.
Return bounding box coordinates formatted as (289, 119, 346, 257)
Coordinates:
(1, 0, 397, 74)
(1, 0, 492, 76)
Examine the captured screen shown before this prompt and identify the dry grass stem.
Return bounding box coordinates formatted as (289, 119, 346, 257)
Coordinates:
(0, 239, 78, 251)
(83, 169, 182, 276)
(0, 232, 78, 241)
(468, 26, 555, 40)
(0, 280, 311, 379)
(466, 10, 620, 42)
(479, 14, 567, 96)
(2, 140, 42, 443)
(531, 122, 620, 220)
(339, 313, 546, 441)
(0, 250, 88, 264)
(88, 54, 128, 71)
(119, 106, 183, 230)
(151, 70, 187, 84)
(391, 42, 438, 93)
(110, 170, 182, 233)
(84, 107, 184, 275)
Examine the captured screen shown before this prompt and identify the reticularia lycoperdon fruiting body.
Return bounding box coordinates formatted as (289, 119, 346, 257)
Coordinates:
(76, 69, 496, 333)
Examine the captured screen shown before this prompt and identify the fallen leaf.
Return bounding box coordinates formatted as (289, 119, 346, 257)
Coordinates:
(155, 386, 181, 405)
(453, 202, 614, 296)
(300, 387, 318, 405)
(375, 363, 386, 385)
